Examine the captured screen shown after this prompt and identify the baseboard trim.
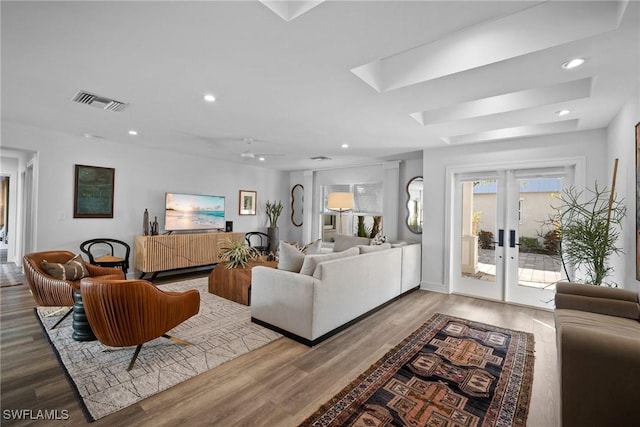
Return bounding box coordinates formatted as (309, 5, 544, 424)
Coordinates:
(251, 286, 420, 347)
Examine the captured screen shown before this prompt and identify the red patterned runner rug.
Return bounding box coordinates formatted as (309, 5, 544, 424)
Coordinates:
(301, 313, 535, 427)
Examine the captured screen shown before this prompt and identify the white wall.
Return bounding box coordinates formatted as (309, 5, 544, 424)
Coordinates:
(285, 155, 423, 247)
(422, 129, 608, 292)
(2, 122, 290, 275)
(606, 91, 640, 293)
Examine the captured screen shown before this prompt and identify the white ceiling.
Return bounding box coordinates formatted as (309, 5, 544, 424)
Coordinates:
(2, 1, 638, 171)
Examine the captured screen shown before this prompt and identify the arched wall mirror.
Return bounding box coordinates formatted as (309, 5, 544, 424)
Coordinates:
(406, 176, 423, 234)
(290, 184, 304, 227)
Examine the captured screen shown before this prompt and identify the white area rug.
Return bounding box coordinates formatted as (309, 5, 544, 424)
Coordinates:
(35, 277, 282, 422)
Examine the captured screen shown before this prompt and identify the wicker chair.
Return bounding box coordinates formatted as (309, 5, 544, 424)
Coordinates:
(22, 250, 124, 329)
(245, 231, 270, 255)
(80, 278, 200, 371)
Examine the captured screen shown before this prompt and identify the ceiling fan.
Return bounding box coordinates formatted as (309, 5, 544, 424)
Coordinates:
(239, 138, 285, 161)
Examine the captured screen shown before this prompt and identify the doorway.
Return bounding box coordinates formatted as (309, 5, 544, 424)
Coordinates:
(450, 164, 575, 309)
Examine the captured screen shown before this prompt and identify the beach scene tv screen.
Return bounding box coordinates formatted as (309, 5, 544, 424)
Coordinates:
(165, 193, 225, 231)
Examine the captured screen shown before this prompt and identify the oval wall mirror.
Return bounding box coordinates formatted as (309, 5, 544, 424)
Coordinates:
(291, 184, 304, 227)
(406, 176, 423, 234)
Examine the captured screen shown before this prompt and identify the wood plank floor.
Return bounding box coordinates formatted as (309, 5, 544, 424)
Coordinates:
(1, 274, 559, 426)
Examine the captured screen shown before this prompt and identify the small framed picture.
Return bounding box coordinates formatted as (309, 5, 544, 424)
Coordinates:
(74, 164, 115, 218)
(239, 190, 257, 215)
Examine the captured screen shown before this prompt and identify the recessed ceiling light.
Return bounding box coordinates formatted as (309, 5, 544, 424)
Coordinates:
(556, 109, 571, 116)
(128, 130, 138, 135)
(561, 58, 585, 69)
(341, 143, 349, 149)
(203, 94, 216, 102)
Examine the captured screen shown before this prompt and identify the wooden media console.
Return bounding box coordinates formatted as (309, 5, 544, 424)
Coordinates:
(134, 232, 244, 280)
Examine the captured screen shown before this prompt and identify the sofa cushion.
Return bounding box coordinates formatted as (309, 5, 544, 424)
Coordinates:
(41, 254, 89, 281)
(333, 235, 371, 252)
(300, 247, 359, 276)
(555, 309, 640, 340)
(390, 240, 408, 248)
(555, 282, 640, 320)
(358, 243, 391, 254)
(278, 241, 306, 272)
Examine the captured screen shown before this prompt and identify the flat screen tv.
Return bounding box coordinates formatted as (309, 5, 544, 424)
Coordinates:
(165, 192, 225, 232)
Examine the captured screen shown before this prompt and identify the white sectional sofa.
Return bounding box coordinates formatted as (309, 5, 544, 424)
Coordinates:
(250, 239, 421, 346)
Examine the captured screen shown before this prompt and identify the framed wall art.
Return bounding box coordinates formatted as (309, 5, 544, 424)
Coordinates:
(74, 164, 115, 218)
(239, 190, 257, 215)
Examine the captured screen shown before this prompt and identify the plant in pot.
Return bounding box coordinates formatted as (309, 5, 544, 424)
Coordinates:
(218, 238, 260, 269)
(265, 200, 283, 254)
(557, 183, 626, 286)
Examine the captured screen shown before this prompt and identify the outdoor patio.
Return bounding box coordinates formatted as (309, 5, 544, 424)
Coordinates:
(473, 248, 563, 289)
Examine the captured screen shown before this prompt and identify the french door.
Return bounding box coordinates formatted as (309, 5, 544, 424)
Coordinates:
(451, 166, 572, 309)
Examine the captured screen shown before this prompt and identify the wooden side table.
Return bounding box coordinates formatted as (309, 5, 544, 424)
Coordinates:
(208, 260, 278, 305)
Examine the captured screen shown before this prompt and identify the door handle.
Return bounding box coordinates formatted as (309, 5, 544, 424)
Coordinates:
(492, 229, 504, 247)
(509, 229, 520, 248)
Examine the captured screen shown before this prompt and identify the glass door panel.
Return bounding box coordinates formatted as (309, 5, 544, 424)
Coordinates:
(505, 175, 563, 308)
(452, 175, 504, 301)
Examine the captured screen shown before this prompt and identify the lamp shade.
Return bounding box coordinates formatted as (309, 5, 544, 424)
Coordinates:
(327, 192, 354, 211)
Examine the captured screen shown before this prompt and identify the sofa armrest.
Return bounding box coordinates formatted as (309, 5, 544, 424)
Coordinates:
(250, 266, 318, 340)
(555, 282, 640, 320)
(558, 324, 640, 427)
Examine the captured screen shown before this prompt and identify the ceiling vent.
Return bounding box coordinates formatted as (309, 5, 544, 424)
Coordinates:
(72, 90, 128, 111)
(310, 156, 332, 161)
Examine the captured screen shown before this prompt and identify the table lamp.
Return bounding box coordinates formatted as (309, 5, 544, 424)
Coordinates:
(327, 192, 354, 235)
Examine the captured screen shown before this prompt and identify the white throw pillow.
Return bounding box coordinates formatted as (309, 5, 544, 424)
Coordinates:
(302, 239, 322, 254)
(299, 247, 359, 276)
(358, 243, 391, 254)
(333, 235, 371, 252)
(278, 241, 306, 272)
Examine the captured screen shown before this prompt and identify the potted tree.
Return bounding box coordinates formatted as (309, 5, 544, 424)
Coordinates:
(265, 200, 283, 253)
(557, 183, 626, 286)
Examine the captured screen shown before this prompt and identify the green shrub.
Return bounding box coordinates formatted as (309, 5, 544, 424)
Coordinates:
(543, 228, 560, 255)
(478, 230, 494, 249)
(519, 237, 542, 253)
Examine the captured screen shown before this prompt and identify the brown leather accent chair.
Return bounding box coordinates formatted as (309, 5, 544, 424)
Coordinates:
(80, 278, 200, 371)
(23, 250, 125, 329)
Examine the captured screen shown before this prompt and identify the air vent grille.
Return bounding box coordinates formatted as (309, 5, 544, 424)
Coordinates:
(72, 90, 128, 112)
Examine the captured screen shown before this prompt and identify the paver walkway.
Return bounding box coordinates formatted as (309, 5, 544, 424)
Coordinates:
(471, 248, 563, 289)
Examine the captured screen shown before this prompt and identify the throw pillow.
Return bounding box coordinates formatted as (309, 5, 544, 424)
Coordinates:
(302, 239, 322, 254)
(299, 246, 360, 276)
(41, 254, 89, 281)
(370, 232, 387, 245)
(277, 241, 306, 273)
(358, 243, 392, 254)
(333, 235, 371, 252)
